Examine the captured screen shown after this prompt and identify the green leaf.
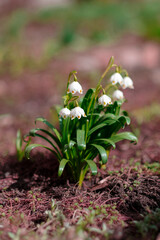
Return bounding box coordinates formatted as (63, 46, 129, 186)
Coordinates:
(29, 128, 61, 147)
(81, 88, 96, 113)
(97, 113, 116, 124)
(27, 129, 62, 159)
(91, 144, 108, 164)
(123, 116, 131, 125)
(35, 117, 62, 142)
(88, 123, 106, 136)
(117, 116, 130, 127)
(62, 117, 70, 145)
(25, 144, 60, 160)
(87, 119, 116, 137)
(77, 129, 86, 150)
(59, 116, 63, 133)
(91, 138, 116, 149)
(110, 132, 138, 144)
(85, 160, 97, 175)
(58, 159, 69, 177)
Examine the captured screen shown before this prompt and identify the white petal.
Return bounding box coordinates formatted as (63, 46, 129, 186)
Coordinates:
(70, 107, 86, 120)
(59, 108, 71, 119)
(68, 81, 83, 94)
(98, 95, 112, 106)
(121, 77, 134, 89)
(113, 90, 124, 100)
(110, 73, 123, 85)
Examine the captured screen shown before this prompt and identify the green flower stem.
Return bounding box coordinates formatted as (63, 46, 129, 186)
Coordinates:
(64, 151, 76, 181)
(102, 88, 105, 94)
(79, 164, 89, 188)
(97, 56, 114, 87)
(120, 69, 128, 76)
(87, 57, 115, 130)
(87, 87, 102, 132)
(87, 86, 102, 116)
(115, 65, 121, 73)
(67, 70, 77, 89)
(75, 146, 82, 180)
(85, 119, 89, 143)
(75, 100, 79, 107)
(115, 103, 121, 115)
(105, 83, 118, 94)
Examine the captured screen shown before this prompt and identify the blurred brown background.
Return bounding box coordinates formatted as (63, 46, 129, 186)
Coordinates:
(0, 0, 160, 155)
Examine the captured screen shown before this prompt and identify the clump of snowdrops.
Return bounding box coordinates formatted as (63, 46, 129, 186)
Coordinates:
(24, 56, 137, 187)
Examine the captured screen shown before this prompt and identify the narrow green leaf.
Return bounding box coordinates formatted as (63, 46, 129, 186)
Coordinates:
(91, 144, 108, 164)
(77, 129, 86, 150)
(103, 119, 117, 125)
(88, 123, 106, 136)
(62, 117, 70, 145)
(59, 116, 63, 133)
(81, 88, 96, 113)
(29, 128, 61, 147)
(110, 132, 138, 144)
(123, 116, 131, 125)
(58, 159, 69, 177)
(91, 139, 116, 149)
(117, 116, 131, 127)
(28, 129, 62, 159)
(88, 117, 119, 137)
(35, 117, 61, 142)
(25, 144, 60, 160)
(85, 160, 97, 175)
(97, 113, 116, 124)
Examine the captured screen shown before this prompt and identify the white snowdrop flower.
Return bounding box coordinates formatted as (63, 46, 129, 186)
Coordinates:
(98, 95, 112, 107)
(113, 90, 124, 100)
(70, 107, 86, 120)
(67, 81, 83, 95)
(59, 108, 71, 119)
(121, 76, 134, 89)
(110, 73, 123, 85)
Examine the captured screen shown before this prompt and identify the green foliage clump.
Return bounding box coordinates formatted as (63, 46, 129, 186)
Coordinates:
(20, 57, 137, 187)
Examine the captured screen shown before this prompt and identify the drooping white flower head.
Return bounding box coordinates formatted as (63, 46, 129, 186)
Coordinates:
(121, 76, 134, 89)
(67, 81, 83, 94)
(110, 73, 123, 85)
(59, 107, 71, 119)
(98, 94, 112, 107)
(112, 90, 124, 100)
(70, 107, 86, 120)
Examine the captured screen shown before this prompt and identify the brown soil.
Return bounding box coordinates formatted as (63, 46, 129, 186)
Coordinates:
(0, 117, 160, 239)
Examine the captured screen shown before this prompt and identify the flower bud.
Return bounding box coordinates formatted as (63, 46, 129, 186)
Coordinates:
(110, 73, 123, 85)
(98, 95, 112, 107)
(67, 81, 83, 94)
(59, 108, 71, 119)
(70, 107, 86, 120)
(112, 90, 124, 100)
(121, 77, 134, 89)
